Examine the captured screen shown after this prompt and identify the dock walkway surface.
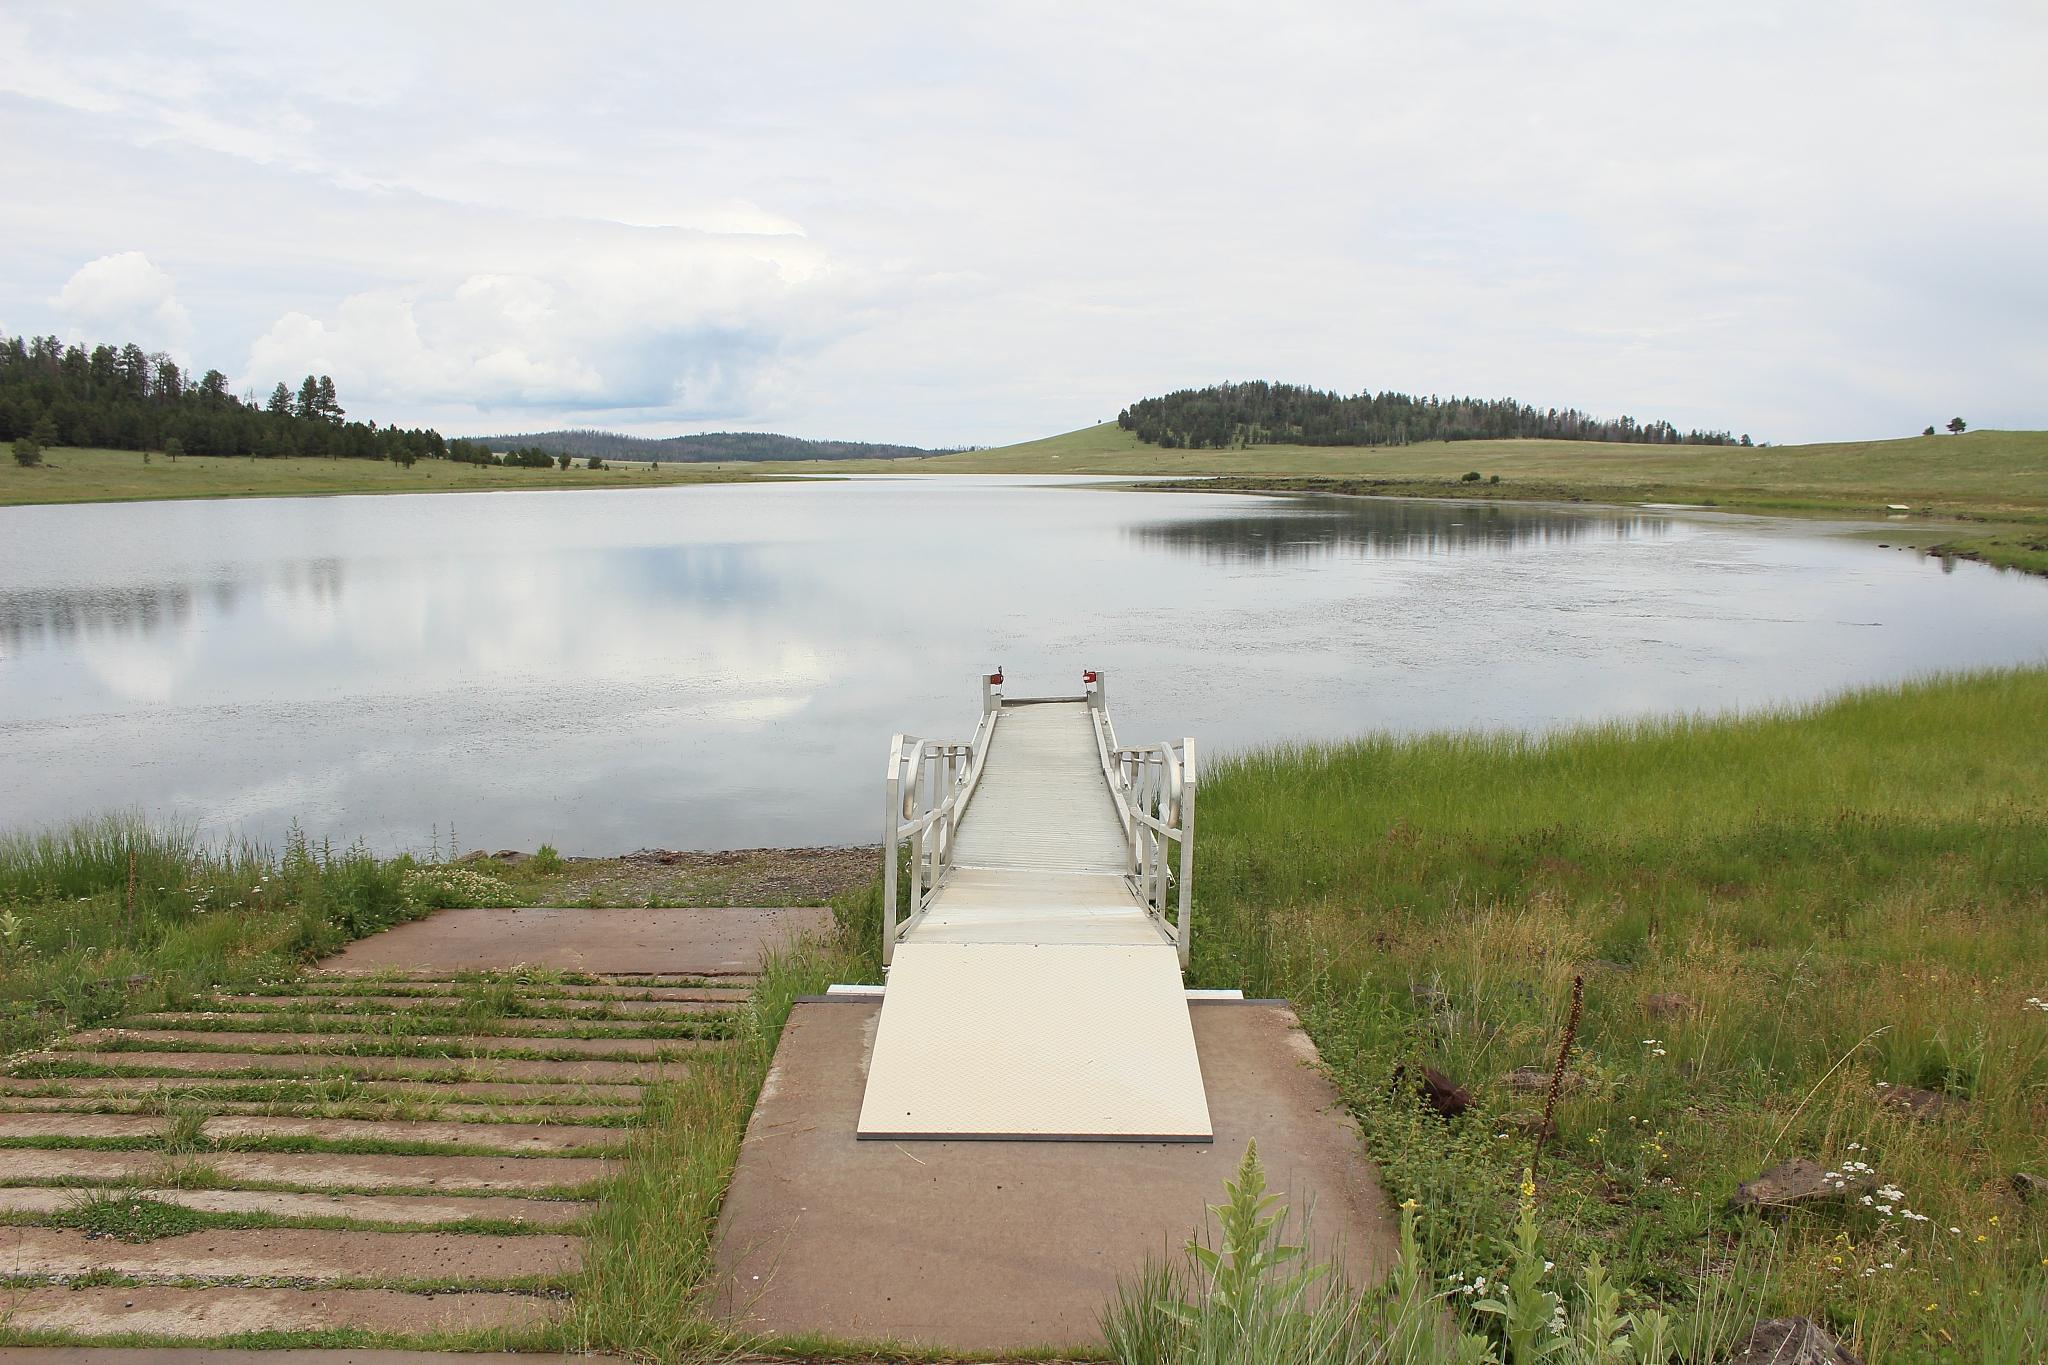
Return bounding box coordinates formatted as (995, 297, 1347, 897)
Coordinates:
(857, 681, 1212, 1141)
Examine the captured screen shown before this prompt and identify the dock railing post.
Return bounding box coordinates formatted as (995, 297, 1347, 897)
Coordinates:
(883, 735, 905, 966)
(981, 666, 1004, 715)
(1176, 737, 1197, 968)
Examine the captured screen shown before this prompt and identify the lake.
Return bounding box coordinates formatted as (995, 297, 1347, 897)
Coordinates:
(3, 476, 2044, 854)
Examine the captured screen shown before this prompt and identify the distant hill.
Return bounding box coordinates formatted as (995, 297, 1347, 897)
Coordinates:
(1121, 381, 1744, 449)
(472, 428, 954, 463)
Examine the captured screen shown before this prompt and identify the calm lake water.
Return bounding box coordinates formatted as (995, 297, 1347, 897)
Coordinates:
(3, 476, 2045, 854)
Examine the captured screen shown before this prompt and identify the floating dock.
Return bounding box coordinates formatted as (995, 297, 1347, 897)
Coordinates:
(857, 670, 1211, 1142)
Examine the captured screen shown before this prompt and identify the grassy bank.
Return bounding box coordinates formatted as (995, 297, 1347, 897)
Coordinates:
(798, 424, 2048, 574)
(1188, 667, 2048, 1362)
(0, 445, 757, 507)
(0, 818, 429, 1057)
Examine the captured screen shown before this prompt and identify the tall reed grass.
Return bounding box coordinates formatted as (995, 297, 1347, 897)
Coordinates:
(0, 815, 418, 1055)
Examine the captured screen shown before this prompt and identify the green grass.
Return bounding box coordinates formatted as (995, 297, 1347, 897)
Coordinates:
(794, 423, 2048, 574)
(0, 816, 427, 1057)
(1186, 666, 2048, 1363)
(0, 445, 760, 508)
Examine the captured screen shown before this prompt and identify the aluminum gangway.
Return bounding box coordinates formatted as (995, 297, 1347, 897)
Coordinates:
(856, 669, 1212, 1142)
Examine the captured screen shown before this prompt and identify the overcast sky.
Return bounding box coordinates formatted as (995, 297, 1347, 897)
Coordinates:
(3, 2, 2043, 447)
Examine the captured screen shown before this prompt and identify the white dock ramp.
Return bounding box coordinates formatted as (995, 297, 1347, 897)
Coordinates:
(857, 672, 1211, 1142)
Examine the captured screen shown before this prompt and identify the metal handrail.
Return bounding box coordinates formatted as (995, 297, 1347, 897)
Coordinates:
(1109, 737, 1198, 966)
(883, 667, 1197, 968)
(882, 673, 1003, 964)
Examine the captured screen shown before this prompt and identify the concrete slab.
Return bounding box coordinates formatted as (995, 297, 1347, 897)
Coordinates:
(714, 999, 1394, 1353)
(0, 1186, 591, 1226)
(148, 995, 733, 1017)
(0, 1353, 594, 1364)
(317, 905, 831, 975)
(0, 1286, 562, 1336)
(0, 1148, 614, 1193)
(0, 1225, 581, 1282)
(61, 1029, 706, 1058)
(0, 1076, 646, 1106)
(0, 1353, 593, 1364)
(37, 1049, 677, 1084)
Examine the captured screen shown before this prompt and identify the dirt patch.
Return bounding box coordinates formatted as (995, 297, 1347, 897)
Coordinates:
(506, 845, 876, 908)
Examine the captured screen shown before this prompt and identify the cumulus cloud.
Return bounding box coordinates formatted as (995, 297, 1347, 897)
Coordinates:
(241, 215, 874, 422)
(4, 4, 2046, 442)
(54, 252, 193, 353)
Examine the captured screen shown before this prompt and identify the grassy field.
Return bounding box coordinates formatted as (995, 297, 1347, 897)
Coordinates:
(0, 445, 756, 507)
(1187, 667, 2048, 1362)
(796, 424, 2048, 574)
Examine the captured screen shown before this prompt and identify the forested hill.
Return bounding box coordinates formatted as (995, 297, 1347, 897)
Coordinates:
(1119, 382, 1745, 449)
(1, 331, 447, 461)
(477, 429, 948, 462)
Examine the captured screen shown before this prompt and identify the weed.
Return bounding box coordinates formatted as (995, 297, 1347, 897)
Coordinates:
(56, 1190, 208, 1242)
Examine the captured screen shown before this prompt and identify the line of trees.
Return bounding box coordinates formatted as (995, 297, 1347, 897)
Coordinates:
(0, 332, 448, 463)
(1118, 382, 1745, 449)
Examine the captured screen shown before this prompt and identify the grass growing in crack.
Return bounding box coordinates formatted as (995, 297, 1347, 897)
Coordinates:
(1188, 666, 2048, 1362)
(161, 1104, 207, 1154)
(55, 1190, 210, 1242)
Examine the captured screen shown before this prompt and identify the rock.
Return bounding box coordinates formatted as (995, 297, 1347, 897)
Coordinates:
(1504, 1111, 1558, 1140)
(1644, 991, 1697, 1017)
(1879, 1084, 1964, 1121)
(1728, 1316, 1862, 1364)
(492, 850, 530, 865)
(1506, 1065, 1580, 1095)
(457, 849, 490, 863)
(2012, 1172, 2048, 1203)
(1419, 1067, 1472, 1119)
(1410, 983, 1450, 1012)
(1729, 1158, 1875, 1215)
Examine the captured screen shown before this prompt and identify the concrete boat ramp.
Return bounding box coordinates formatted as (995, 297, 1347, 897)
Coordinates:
(4, 671, 1390, 1359)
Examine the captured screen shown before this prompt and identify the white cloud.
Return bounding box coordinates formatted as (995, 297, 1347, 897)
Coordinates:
(2, 2, 2045, 443)
(240, 217, 876, 420)
(53, 252, 193, 354)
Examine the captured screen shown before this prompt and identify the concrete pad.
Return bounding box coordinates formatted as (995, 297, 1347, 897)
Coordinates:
(38, 1049, 677, 1084)
(0, 1076, 646, 1106)
(0, 1148, 614, 1193)
(316, 905, 830, 975)
(0, 1225, 581, 1282)
(200, 1115, 624, 1152)
(714, 1000, 1394, 1353)
(0, 1186, 591, 1226)
(132, 998, 732, 1020)
(0, 1354, 593, 1365)
(0, 1352, 594, 1364)
(0, 1098, 629, 1125)
(0, 1285, 562, 1335)
(62, 1029, 708, 1059)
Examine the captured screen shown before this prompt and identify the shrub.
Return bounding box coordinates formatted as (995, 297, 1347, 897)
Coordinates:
(532, 843, 564, 874)
(12, 436, 40, 468)
(1488, 474, 1501, 485)
(1461, 470, 1482, 482)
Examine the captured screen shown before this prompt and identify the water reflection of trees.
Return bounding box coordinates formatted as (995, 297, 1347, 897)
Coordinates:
(1124, 498, 1668, 563)
(0, 559, 344, 652)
